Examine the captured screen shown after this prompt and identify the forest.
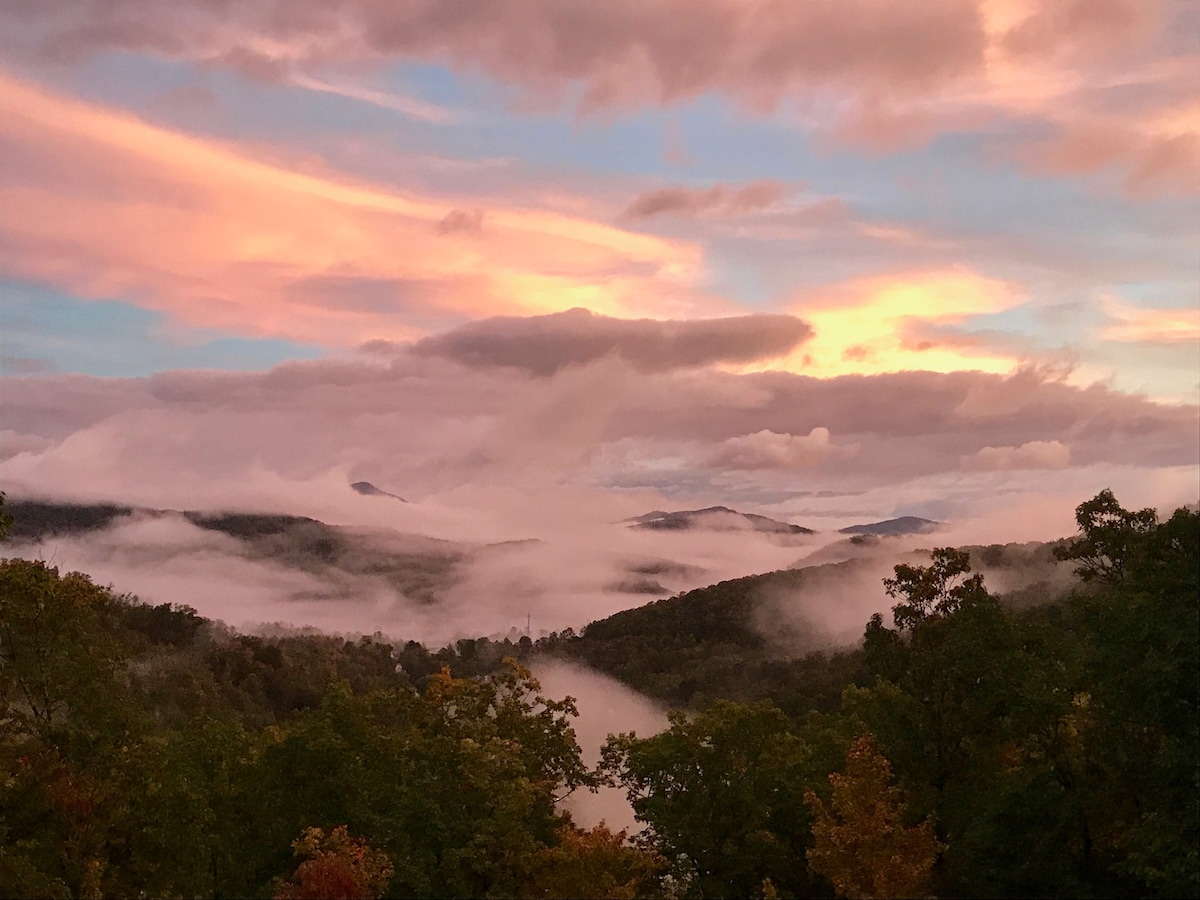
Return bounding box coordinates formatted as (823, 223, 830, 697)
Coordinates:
(0, 490, 1196, 899)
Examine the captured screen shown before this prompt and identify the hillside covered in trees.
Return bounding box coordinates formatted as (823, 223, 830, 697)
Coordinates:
(0, 490, 1196, 898)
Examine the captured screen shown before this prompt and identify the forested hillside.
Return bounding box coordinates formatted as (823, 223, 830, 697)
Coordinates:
(0, 490, 1196, 898)
(541, 539, 1064, 714)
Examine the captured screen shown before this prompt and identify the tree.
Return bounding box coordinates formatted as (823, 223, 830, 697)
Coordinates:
(240, 661, 589, 897)
(884, 547, 988, 631)
(0, 560, 132, 744)
(522, 823, 665, 899)
(0, 561, 153, 898)
(602, 700, 816, 899)
(274, 826, 393, 900)
(869, 550, 1012, 784)
(805, 735, 942, 899)
(1079, 504, 1199, 895)
(0, 491, 12, 541)
(1053, 488, 1157, 584)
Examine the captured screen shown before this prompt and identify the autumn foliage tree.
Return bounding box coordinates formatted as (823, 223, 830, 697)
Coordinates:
(522, 822, 665, 899)
(274, 826, 393, 900)
(805, 735, 942, 900)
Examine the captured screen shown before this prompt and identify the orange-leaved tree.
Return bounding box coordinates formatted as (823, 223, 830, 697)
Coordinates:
(805, 735, 942, 900)
(274, 826, 393, 900)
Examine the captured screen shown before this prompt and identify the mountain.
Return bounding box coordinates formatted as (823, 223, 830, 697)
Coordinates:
(351, 480, 407, 502)
(630, 506, 814, 535)
(838, 516, 941, 536)
(1, 500, 135, 539)
(5, 499, 464, 605)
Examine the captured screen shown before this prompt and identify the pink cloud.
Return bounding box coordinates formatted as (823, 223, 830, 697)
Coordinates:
(998, 0, 1157, 63)
(2, 1, 987, 106)
(706, 427, 835, 470)
(0, 72, 713, 345)
(3, 1, 1192, 193)
(1014, 115, 1200, 198)
(962, 439, 1072, 471)
(2, 352, 1194, 514)
(436, 208, 485, 235)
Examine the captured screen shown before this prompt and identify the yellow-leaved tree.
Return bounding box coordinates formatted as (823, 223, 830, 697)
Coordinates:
(804, 735, 942, 900)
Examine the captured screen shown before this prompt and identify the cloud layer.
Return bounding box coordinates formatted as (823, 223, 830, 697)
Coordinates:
(2, 337, 1195, 526)
(5, 0, 1194, 192)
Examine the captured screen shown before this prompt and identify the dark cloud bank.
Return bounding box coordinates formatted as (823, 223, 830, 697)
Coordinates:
(411, 307, 813, 375)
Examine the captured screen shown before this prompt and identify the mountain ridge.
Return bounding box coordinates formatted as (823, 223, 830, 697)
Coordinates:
(838, 515, 941, 536)
(630, 505, 814, 535)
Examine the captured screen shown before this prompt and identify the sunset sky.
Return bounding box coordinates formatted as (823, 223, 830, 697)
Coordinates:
(1, 0, 1197, 540)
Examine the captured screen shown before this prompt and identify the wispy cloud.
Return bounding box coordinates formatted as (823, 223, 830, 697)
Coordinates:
(288, 72, 459, 124)
(2, 348, 1194, 514)
(619, 181, 789, 221)
(1101, 297, 1200, 344)
(0, 72, 706, 345)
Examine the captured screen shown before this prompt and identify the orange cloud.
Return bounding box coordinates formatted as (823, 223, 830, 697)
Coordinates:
(770, 269, 1023, 377)
(0, 72, 707, 345)
(1101, 298, 1200, 344)
(973, 0, 1199, 195)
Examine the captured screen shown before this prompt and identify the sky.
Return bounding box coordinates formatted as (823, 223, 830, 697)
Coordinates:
(1, 0, 1198, 550)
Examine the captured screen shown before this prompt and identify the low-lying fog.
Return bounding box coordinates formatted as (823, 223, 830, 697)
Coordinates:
(532, 660, 668, 833)
(6, 503, 830, 644)
(4, 483, 1102, 649)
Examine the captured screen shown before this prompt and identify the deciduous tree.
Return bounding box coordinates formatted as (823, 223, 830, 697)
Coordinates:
(275, 825, 393, 900)
(805, 735, 942, 899)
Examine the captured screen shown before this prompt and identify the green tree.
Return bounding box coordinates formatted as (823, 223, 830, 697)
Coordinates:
(884, 547, 988, 631)
(860, 550, 1012, 799)
(1053, 488, 1157, 584)
(1081, 504, 1199, 895)
(602, 700, 815, 899)
(238, 661, 588, 897)
(0, 561, 153, 898)
(0, 560, 134, 745)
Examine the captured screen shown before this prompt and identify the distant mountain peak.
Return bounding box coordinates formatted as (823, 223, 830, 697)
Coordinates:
(630, 506, 813, 535)
(838, 516, 941, 536)
(351, 481, 407, 502)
